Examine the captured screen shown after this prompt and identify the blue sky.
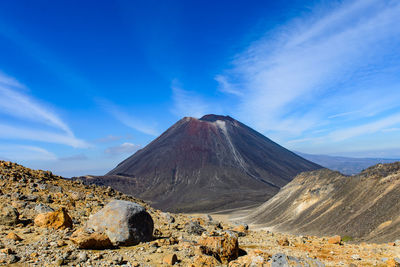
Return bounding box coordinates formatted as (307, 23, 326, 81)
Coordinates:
(1, 0, 400, 177)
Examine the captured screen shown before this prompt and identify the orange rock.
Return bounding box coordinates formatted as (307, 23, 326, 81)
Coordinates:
(387, 259, 400, 267)
(198, 231, 239, 263)
(34, 207, 72, 229)
(191, 255, 220, 267)
(6, 232, 22, 241)
(388, 242, 396, 246)
(70, 228, 113, 249)
(328, 235, 341, 245)
(1, 248, 13, 254)
(30, 252, 39, 258)
(163, 254, 178, 265)
(232, 225, 247, 233)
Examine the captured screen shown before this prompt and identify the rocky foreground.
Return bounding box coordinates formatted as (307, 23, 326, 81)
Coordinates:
(0, 161, 399, 266)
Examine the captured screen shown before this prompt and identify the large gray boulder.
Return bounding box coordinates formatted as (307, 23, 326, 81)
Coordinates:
(86, 200, 153, 246)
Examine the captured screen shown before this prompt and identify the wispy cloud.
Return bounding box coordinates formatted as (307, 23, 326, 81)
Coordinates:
(99, 99, 159, 136)
(95, 135, 125, 143)
(0, 145, 57, 161)
(105, 142, 140, 155)
(0, 80, 72, 135)
(0, 124, 88, 148)
(329, 113, 400, 141)
(217, 0, 400, 140)
(214, 75, 243, 96)
(59, 153, 88, 161)
(0, 72, 88, 148)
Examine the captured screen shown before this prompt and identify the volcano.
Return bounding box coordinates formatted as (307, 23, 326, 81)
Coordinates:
(82, 115, 321, 212)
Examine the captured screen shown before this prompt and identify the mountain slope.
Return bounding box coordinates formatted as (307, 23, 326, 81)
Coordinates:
(296, 152, 400, 175)
(244, 162, 400, 242)
(82, 114, 321, 212)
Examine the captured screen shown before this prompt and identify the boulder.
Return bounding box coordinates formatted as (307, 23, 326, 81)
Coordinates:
(270, 253, 289, 267)
(34, 207, 72, 229)
(70, 228, 113, 249)
(328, 235, 341, 245)
(163, 254, 178, 265)
(387, 258, 400, 267)
(0, 204, 19, 226)
(270, 253, 325, 267)
(85, 200, 153, 246)
(6, 232, 22, 241)
(198, 231, 239, 263)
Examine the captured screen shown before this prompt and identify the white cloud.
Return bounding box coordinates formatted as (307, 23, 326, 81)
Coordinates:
(99, 100, 159, 136)
(0, 71, 24, 87)
(0, 145, 57, 161)
(329, 113, 400, 141)
(214, 75, 243, 96)
(95, 135, 124, 143)
(0, 82, 72, 135)
(0, 72, 88, 148)
(217, 0, 400, 137)
(381, 128, 400, 133)
(59, 153, 88, 161)
(0, 124, 88, 148)
(105, 142, 140, 155)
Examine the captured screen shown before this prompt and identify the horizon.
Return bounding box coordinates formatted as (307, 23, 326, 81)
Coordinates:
(1, 0, 400, 177)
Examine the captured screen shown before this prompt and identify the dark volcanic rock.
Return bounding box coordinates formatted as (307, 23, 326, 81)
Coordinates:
(79, 114, 321, 212)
